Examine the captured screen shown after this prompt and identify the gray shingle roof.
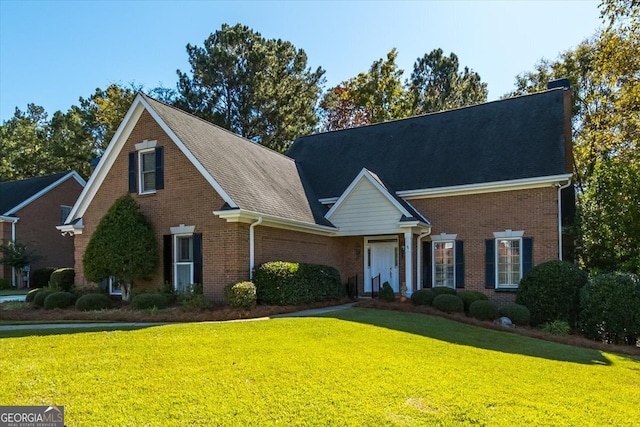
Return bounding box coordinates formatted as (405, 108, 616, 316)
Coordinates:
(288, 89, 570, 199)
(142, 95, 330, 226)
(0, 172, 69, 215)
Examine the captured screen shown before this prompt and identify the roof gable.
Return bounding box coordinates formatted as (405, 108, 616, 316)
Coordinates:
(0, 172, 85, 216)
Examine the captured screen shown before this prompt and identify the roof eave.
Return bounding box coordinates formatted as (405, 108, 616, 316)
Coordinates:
(213, 208, 338, 236)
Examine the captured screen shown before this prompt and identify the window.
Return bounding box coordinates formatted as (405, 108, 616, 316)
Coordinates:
(174, 235, 194, 293)
(60, 205, 72, 225)
(128, 142, 163, 194)
(496, 238, 521, 288)
(433, 241, 455, 288)
(108, 276, 121, 296)
(139, 149, 156, 194)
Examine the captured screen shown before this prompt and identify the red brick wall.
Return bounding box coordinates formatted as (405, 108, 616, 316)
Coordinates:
(0, 222, 13, 280)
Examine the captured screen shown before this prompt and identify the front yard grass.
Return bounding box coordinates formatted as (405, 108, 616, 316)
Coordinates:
(0, 288, 29, 296)
(1, 308, 638, 426)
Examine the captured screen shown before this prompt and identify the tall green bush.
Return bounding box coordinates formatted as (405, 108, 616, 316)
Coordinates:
(253, 261, 344, 305)
(516, 260, 588, 326)
(49, 268, 75, 292)
(31, 267, 56, 288)
(580, 273, 640, 345)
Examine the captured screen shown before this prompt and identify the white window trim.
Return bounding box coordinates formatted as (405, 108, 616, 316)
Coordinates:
(495, 236, 523, 289)
(173, 233, 194, 292)
(135, 139, 157, 151)
(430, 233, 457, 242)
(108, 276, 121, 296)
(138, 148, 157, 195)
(432, 240, 456, 289)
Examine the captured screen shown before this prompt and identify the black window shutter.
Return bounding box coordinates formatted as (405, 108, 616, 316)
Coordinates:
(128, 151, 136, 193)
(485, 239, 495, 289)
(423, 241, 432, 288)
(193, 233, 203, 285)
(522, 237, 533, 276)
(163, 235, 172, 285)
(155, 146, 164, 190)
(455, 240, 465, 288)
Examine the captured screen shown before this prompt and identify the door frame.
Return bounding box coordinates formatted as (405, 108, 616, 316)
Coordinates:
(364, 236, 399, 293)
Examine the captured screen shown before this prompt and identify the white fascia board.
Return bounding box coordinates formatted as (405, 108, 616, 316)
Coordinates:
(0, 215, 19, 223)
(56, 219, 84, 236)
(397, 173, 574, 199)
(214, 209, 338, 236)
(6, 171, 86, 216)
(325, 168, 411, 220)
(319, 197, 338, 205)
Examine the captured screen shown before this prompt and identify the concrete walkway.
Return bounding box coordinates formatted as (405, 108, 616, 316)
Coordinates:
(0, 303, 356, 332)
(0, 294, 27, 303)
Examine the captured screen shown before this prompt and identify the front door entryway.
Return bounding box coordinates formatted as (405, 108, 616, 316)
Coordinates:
(365, 238, 399, 293)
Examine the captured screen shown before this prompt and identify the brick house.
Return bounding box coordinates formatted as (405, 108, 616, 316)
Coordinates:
(0, 172, 85, 287)
(60, 84, 574, 304)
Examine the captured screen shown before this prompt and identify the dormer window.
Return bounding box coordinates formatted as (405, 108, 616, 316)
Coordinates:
(129, 140, 164, 195)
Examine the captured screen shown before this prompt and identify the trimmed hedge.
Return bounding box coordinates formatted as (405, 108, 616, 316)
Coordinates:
(516, 260, 588, 326)
(224, 281, 257, 310)
(253, 261, 345, 305)
(580, 273, 640, 345)
(25, 288, 42, 303)
(131, 293, 168, 310)
(433, 294, 464, 313)
(76, 293, 112, 311)
(410, 289, 435, 306)
(31, 267, 56, 289)
(457, 290, 488, 313)
(378, 282, 396, 302)
(499, 304, 531, 326)
(49, 268, 75, 292)
(32, 289, 57, 307)
(469, 300, 499, 321)
(43, 291, 74, 309)
(431, 286, 457, 296)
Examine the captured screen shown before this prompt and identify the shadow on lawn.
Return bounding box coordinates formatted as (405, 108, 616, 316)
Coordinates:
(320, 307, 639, 366)
(0, 324, 163, 339)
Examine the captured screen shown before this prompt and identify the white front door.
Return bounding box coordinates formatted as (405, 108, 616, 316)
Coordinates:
(366, 240, 399, 292)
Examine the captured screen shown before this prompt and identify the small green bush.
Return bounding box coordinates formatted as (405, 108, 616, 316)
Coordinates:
(499, 304, 531, 326)
(178, 283, 209, 310)
(457, 290, 488, 312)
(0, 278, 12, 289)
(410, 289, 436, 306)
(516, 260, 588, 326)
(131, 293, 168, 310)
(431, 286, 457, 296)
(49, 268, 75, 292)
(580, 273, 640, 345)
(469, 300, 499, 321)
(31, 267, 56, 289)
(25, 288, 42, 303)
(378, 282, 396, 302)
(433, 294, 464, 313)
(224, 281, 257, 310)
(43, 291, 74, 309)
(75, 293, 112, 311)
(254, 261, 345, 305)
(32, 289, 57, 307)
(542, 320, 571, 336)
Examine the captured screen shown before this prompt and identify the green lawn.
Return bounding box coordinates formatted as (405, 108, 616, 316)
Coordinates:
(1, 308, 638, 426)
(0, 288, 28, 296)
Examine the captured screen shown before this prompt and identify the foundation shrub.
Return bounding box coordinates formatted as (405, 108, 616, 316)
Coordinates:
(43, 291, 74, 309)
(433, 294, 464, 313)
(378, 282, 396, 302)
(32, 289, 57, 307)
(410, 289, 435, 306)
(49, 268, 75, 292)
(431, 286, 457, 296)
(254, 261, 344, 305)
(25, 288, 42, 303)
(499, 304, 531, 326)
(457, 290, 488, 312)
(469, 300, 499, 321)
(0, 278, 11, 290)
(131, 293, 169, 310)
(224, 281, 257, 310)
(75, 293, 112, 311)
(31, 267, 56, 289)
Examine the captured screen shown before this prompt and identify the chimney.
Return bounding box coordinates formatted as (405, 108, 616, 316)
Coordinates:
(547, 78, 570, 90)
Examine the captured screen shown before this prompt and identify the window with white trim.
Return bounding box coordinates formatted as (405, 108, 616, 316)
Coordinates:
(139, 148, 156, 194)
(108, 276, 121, 296)
(174, 235, 194, 293)
(496, 237, 522, 289)
(433, 241, 455, 288)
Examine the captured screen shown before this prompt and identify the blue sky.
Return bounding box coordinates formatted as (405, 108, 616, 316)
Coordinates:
(0, 0, 603, 123)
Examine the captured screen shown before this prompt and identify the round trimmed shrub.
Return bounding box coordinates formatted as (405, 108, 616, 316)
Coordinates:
(516, 260, 588, 326)
(499, 303, 531, 326)
(457, 290, 488, 312)
(49, 268, 75, 292)
(580, 273, 640, 345)
(131, 293, 168, 310)
(431, 286, 457, 296)
(31, 267, 56, 289)
(378, 282, 396, 302)
(43, 291, 74, 309)
(469, 300, 499, 321)
(32, 289, 57, 307)
(76, 293, 112, 311)
(224, 281, 257, 310)
(25, 288, 43, 303)
(433, 294, 464, 313)
(410, 289, 435, 306)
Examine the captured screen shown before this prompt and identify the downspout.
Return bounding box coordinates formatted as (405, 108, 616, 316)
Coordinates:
(415, 230, 432, 290)
(11, 221, 16, 287)
(557, 179, 572, 261)
(249, 217, 263, 280)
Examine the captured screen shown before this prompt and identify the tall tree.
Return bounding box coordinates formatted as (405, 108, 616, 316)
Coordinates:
(176, 23, 325, 152)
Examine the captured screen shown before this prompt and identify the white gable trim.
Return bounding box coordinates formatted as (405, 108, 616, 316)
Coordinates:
(214, 208, 338, 236)
(4, 171, 86, 216)
(326, 168, 411, 220)
(66, 94, 238, 225)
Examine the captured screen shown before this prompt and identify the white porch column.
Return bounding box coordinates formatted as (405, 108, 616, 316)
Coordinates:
(404, 231, 413, 296)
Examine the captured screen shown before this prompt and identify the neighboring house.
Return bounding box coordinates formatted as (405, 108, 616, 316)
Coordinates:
(0, 172, 86, 286)
(60, 83, 574, 304)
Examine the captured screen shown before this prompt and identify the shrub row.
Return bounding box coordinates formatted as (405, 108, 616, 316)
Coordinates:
(253, 261, 345, 305)
(225, 282, 257, 310)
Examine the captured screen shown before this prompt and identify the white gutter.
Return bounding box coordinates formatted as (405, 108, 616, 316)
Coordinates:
(557, 178, 573, 261)
(415, 231, 432, 290)
(249, 217, 263, 280)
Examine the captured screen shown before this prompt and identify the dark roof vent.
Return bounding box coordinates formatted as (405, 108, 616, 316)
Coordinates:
(547, 78, 570, 90)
